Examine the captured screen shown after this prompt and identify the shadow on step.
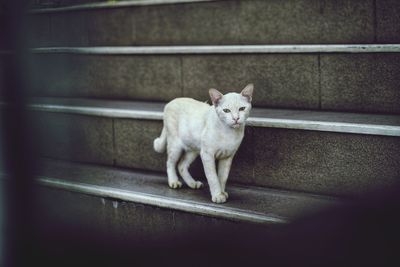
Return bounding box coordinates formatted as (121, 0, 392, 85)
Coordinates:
(24, 186, 400, 267)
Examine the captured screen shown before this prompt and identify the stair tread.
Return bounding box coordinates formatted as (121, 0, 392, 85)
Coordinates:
(31, 45, 400, 54)
(35, 159, 338, 225)
(29, 97, 400, 136)
(30, 0, 218, 14)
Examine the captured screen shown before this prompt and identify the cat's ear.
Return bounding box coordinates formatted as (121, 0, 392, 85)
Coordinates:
(209, 88, 223, 106)
(241, 83, 254, 102)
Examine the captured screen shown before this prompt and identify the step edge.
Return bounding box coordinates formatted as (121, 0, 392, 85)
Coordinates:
(36, 176, 288, 225)
(28, 102, 400, 137)
(31, 45, 400, 54)
(29, 0, 220, 14)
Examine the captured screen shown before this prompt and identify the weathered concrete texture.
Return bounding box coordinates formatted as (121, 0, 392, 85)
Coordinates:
(182, 54, 320, 109)
(253, 128, 400, 196)
(30, 54, 182, 101)
(32, 112, 114, 165)
(30, 53, 400, 113)
(319, 0, 374, 43)
(113, 119, 400, 196)
(376, 0, 400, 43)
(238, 0, 321, 44)
(134, 1, 240, 45)
(114, 119, 166, 171)
(321, 54, 400, 114)
(87, 8, 135, 46)
(49, 11, 89, 46)
(81, 55, 182, 101)
(31, 113, 400, 196)
(29, 0, 383, 46)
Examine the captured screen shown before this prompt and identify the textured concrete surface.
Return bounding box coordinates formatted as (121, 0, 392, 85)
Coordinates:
(319, 0, 374, 43)
(321, 54, 400, 113)
(66, 116, 400, 196)
(31, 54, 182, 101)
(81, 55, 182, 101)
(32, 112, 114, 165)
(376, 0, 400, 43)
(252, 127, 400, 196)
(49, 11, 89, 46)
(114, 119, 166, 171)
(182, 54, 320, 109)
(238, 0, 320, 44)
(36, 158, 337, 220)
(28, 0, 389, 46)
(134, 1, 240, 45)
(31, 111, 400, 195)
(87, 8, 134, 46)
(29, 52, 400, 113)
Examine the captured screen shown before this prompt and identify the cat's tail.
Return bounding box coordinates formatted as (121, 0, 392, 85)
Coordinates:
(153, 126, 167, 153)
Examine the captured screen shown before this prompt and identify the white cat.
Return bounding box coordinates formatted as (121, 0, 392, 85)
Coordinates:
(153, 84, 254, 203)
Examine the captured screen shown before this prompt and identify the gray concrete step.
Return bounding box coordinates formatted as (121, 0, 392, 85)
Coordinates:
(28, 0, 400, 46)
(28, 47, 400, 113)
(28, 97, 400, 196)
(33, 158, 338, 225)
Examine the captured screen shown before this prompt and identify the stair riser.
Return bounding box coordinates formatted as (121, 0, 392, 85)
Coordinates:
(33, 185, 267, 244)
(29, 53, 400, 114)
(29, 0, 400, 46)
(32, 112, 400, 196)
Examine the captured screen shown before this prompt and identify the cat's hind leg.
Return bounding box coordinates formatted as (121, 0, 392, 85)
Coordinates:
(166, 140, 183, 189)
(178, 151, 203, 189)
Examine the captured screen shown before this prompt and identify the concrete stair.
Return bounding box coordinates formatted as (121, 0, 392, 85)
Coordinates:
(34, 158, 338, 225)
(29, 0, 400, 46)
(3, 0, 399, 237)
(29, 97, 400, 197)
(28, 47, 400, 113)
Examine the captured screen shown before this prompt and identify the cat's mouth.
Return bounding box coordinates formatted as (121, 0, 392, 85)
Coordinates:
(231, 122, 241, 128)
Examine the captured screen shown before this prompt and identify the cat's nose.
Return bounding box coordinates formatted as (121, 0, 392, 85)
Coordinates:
(233, 117, 239, 122)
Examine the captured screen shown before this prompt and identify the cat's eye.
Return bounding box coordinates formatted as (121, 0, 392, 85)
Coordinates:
(239, 107, 246, 111)
(223, 108, 231, 113)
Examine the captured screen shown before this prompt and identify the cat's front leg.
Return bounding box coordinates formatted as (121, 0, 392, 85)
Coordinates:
(200, 151, 227, 204)
(218, 156, 233, 199)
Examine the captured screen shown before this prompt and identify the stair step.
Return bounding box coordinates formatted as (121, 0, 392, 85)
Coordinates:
(28, 98, 400, 196)
(34, 159, 338, 225)
(28, 48, 400, 113)
(28, 0, 400, 46)
(30, 0, 217, 13)
(31, 44, 400, 54)
(29, 97, 400, 136)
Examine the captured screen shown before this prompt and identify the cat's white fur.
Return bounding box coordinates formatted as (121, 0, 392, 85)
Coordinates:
(154, 84, 254, 203)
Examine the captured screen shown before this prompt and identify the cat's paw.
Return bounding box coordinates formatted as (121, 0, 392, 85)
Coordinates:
(188, 181, 203, 189)
(222, 191, 229, 199)
(169, 181, 182, 189)
(212, 193, 227, 204)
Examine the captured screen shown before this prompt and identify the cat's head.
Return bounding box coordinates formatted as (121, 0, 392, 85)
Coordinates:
(209, 84, 254, 129)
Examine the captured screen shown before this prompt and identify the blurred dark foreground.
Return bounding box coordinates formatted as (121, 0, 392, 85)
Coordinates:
(29, 187, 400, 267)
(1, 1, 400, 267)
